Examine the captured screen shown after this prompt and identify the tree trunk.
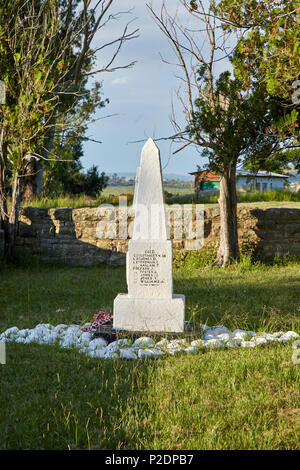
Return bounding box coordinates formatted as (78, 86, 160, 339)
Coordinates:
(7, 172, 21, 256)
(21, 114, 56, 202)
(213, 165, 240, 267)
(21, 155, 37, 202)
(0, 116, 8, 250)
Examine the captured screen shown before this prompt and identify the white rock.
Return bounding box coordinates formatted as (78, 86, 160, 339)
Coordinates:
(210, 326, 231, 336)
(191, 339, 205, 348)
(15, 337, 26, 343)
(2, 327, 19, 337)
(216, 333, 231, 342)
(227, 338, 242, 348)
(24, 332, 36, 343)
(232, 330, 249, 340)
(151, 348, 164, 357)
(65, 326, 82, 338)
(184, 346, 197, 354)
(133, 337, 155, 348)
(78, 332, 92, 347)
(241, 341, 256, 348)
(63, 329, 80, 339)
(53, 324, 68, 333)
(26, 330, 45, 343)
(138, 348, 163, 358)
(104, 341, 119, 353)
(156, 338, 169, 349)
(203, 333, 216, 341)
(167, 348, 181, 356)
(31, 331, 57, 345)
(281, 331, 299, 341)
(89, 349, 107, 359)
(166, 345, 183, 354)
(204, 339, 224, 349)
(88, 337, 107, 350)
(105, 350, 119, 359)
(3, 322, 298, 362)
(46, 332, 58, 344)
(277, 336, 289, 344)
(169, 339, 188, 349)
(105, 338, 131, 353)
(119, 348, 137, 359)
(40, 325, 51, 330)
(60, 337, 78, 348)
(1, 336, 11, 342)
(18, 329, 30, 338)
(271, 331, 284, 338)
(252, 337, 268, 346)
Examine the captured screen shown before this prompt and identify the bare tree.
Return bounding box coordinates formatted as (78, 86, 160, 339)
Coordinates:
(148, 0, 287, 266)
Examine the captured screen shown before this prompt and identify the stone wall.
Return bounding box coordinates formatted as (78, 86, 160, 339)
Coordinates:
(13, 206, 300, 265)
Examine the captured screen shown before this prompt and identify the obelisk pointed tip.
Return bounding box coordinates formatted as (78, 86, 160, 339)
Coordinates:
(143, 137, 158, 152)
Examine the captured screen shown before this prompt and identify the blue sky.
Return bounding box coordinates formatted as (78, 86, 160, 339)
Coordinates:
(81, 1, 232, 178)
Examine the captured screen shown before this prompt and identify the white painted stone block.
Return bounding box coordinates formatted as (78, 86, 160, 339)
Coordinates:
(127, 239, 173, 299)
(113, 294, 185, 332)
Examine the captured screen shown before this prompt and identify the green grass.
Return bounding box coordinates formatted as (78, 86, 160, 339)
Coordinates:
(101, 184, 194, 197)
(21, 189, 300, 209)
(0, 257, 299, 450)
(21, 194, 103, 209)
(167, 189, 300, 205)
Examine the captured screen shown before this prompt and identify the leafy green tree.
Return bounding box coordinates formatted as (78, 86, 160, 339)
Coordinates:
(245, 148, 300, 174)
(215, 1, 300, 100)
(42, 80, 108, 197)
(0, 0, 137, 255)
(67, 165, 109, 197)
(215, 1, 300, 178)
(190, 72, 285, 265)
(214, 0, 300, 149)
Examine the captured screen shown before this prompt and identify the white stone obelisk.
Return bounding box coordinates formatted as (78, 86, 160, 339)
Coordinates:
(113, 138, 185, 332)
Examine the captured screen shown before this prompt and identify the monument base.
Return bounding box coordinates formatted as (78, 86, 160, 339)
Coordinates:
(113, 294, 185, 333)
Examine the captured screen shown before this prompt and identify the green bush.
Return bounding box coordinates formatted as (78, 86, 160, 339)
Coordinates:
(166, 189, 300, 205)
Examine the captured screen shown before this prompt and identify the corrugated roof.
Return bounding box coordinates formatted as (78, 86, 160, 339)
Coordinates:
(189, 170, 288, 178)
(236, 170, 288, 178)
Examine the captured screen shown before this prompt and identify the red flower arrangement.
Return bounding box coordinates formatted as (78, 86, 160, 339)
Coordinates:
(81, 311, 112, 333)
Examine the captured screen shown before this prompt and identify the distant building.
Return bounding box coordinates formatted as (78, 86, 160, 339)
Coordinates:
(189, 170, 289, 194)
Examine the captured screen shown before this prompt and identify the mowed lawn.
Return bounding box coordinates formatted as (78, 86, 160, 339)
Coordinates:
(0, 257, 299, 450)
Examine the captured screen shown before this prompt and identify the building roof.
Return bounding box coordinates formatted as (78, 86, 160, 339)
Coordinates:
(236, 170, 289, 179)
(189, 170, 288, 179)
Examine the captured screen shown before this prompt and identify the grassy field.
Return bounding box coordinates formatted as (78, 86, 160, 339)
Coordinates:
(0, 254, 299, 450)
(22, 189, 300, 209)
(102, 184, 194, 197)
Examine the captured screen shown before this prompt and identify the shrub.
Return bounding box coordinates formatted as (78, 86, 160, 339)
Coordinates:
(111, 193, 134, 204)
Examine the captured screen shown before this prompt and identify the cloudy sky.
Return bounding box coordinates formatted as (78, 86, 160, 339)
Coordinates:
(81, 0, 232, 178)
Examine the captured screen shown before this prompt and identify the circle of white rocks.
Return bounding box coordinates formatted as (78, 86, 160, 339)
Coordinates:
(0, 323, 299, 360)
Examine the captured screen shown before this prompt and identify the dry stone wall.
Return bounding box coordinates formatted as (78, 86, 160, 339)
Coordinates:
(13, 206, 300, 265)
